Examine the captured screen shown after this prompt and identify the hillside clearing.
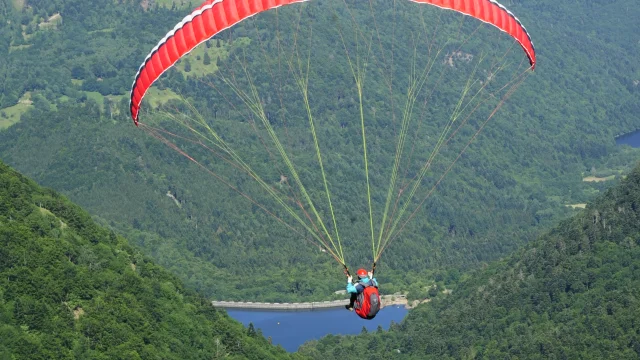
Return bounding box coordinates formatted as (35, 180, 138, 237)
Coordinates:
(583, 175, 615, 182)
(9, 44, 32, 52)
(145, 87, 182, 107)
(11, 0, 25, 10)
(39, 13, 62, 29)
(0, 93, 32, 129)
(152, 0, 194, 9)
(565, 203, 587, 209)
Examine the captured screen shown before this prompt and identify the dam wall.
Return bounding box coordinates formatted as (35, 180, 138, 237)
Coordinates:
(212, 299, 349, 310)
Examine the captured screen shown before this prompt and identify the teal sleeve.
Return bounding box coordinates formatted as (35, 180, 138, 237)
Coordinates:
(346, 282, 357, 293)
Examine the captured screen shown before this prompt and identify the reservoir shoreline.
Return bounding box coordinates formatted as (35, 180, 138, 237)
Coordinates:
(614, 128, 640, 139)
(213, 299, 349, 310)
(615, 128, 640, 148)
(213, 294, 419, 310)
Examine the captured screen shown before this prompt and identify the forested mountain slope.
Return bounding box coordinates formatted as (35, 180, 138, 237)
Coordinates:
(300, 162, 640, 359)
(0, 0, 638, 301)
(0, 160, 296, 359)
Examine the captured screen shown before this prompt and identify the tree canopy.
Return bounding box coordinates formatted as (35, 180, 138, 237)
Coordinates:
(0, 160, 298, 359)
(300, 162, 640, 358)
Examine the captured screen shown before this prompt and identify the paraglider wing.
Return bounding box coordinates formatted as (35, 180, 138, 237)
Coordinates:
(129, 0, 308, 125)
(130, 0, 536, 124)
(410, 0, 536, 69)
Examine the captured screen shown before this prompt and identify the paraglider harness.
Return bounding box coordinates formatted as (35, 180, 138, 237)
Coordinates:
(354, 279, 380, 320)
(344, 264, 381, 320)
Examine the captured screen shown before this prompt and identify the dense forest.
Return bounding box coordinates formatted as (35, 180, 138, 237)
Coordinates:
(0, 160, 298, 359)
(2, 154, 637, 358)
(0, 0, 638, 302)
(299, 162, 640, 359)
(1, 1, 640, 358)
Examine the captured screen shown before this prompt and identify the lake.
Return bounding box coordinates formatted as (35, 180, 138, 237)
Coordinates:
(615, 130, 640, 148)
(226, 306, 408, 352)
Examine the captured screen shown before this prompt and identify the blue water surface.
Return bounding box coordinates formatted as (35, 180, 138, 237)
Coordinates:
(615, 130, 640, 148)
(226, 306, 408, 352)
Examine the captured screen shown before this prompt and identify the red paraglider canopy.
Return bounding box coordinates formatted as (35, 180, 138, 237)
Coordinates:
(129, 0, 536, 124)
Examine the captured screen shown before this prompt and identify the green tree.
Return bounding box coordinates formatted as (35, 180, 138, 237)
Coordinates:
(247, 322, 257, 337)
